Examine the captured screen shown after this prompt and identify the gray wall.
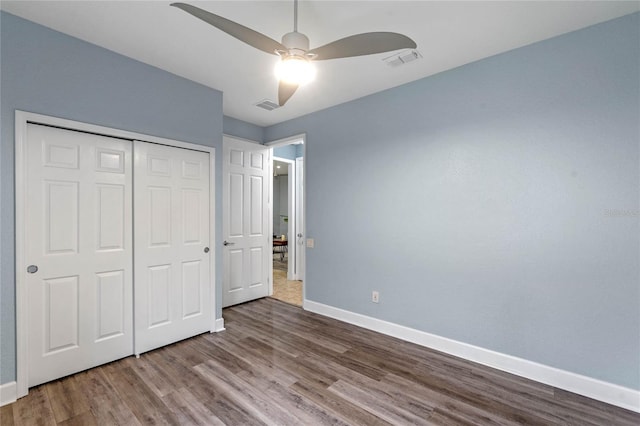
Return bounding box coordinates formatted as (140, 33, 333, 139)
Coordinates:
(223, 115, 264, 142)
(273, 144, 297, 160)
(265, 13, 640, 390)
(0, 12, 224, 384)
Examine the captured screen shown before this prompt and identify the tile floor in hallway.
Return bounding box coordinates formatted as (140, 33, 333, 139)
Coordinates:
(271, 268, 302, 306)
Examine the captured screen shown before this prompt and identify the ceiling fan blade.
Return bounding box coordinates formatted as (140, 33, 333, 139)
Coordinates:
(171, 3, 285, 55)
(278, 82, 298, 106)
(308, 32, 417, 61)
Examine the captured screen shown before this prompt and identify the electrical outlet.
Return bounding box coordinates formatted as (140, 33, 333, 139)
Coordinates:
(372, 291, 379, 303)
(306, 238, 314, 248)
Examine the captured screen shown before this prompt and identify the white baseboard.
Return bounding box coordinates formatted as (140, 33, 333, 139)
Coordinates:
(0, 381, 17, 407)
(214, 317, 226, 332)
(303, 299, 640, 413)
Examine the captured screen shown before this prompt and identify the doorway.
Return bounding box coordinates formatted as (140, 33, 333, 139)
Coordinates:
(268, 137, 305, 306)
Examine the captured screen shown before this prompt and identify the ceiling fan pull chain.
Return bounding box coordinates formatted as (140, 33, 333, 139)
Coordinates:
(294, 0, 298, 32)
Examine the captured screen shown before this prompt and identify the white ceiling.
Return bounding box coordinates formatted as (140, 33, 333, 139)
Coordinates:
(2, 1, 638, 127)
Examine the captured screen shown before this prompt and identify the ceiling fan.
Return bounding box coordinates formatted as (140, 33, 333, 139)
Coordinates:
(171, 1, 417, 106)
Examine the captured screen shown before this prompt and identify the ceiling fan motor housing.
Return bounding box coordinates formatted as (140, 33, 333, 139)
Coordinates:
(281, 31, 310, 56)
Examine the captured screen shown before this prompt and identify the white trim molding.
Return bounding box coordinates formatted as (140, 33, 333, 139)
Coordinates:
(303, 299, 640, 413)
(272, 155, 297, 281)
(264, 133, 305, 147)
(0, 381, 17, 407)
(214, 318, 226, 332)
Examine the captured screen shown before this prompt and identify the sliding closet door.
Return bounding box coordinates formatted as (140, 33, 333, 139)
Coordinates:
(133, 141, 212, 355)
(26, 124, 133, 387)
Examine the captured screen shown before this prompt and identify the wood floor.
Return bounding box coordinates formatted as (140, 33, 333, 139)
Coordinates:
(2, 298, 638, 425)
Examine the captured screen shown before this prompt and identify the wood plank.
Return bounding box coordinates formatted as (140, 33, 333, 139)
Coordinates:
(302, 351, 436, 421)
(45, 377, 91, 423)
(161, 387, 226, 426)
(382, 372, 535, 426)
(56, 411, 97, 426)
(231, 336, 339, 388)
(183, 334, 253, 374)
(0, 403, 16, 426)
(228, 302, 350, 353)
(234, 369, 351, 425)
(184, 366, 267, 425)
(73, 368, 141, 426)
(290, 379, 392, 426)
(195, 360, 302, 425)
(224, 319, 305, 357)
(329, 378, 432, 424)
(106, 366, 180, 425)
(346, 345, 559, 424)
(11, 386, 57, 426)
(204, 331, 299, 387)
(552, 388, 640, 426)
(123, 352, 175, 398)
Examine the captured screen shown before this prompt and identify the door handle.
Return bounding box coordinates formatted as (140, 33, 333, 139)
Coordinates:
(297, 233, 303, 238)
(204, 247, 210, 253)
(223, 241, 235, 246)
(27, 265, 38, 274)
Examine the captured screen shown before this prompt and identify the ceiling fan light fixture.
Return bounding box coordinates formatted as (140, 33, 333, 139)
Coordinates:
(172, 1, 417, 105)
(275, 56, 316, 86)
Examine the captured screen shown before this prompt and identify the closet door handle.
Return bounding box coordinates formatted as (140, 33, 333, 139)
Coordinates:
(223, 241, 235, 246)
(204, 247, 210, 253)
(27, 265, 39, 274)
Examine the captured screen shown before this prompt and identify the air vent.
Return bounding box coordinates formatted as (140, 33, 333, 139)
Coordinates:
(383, 49, 423, 68)
(255, 99, 280, 111)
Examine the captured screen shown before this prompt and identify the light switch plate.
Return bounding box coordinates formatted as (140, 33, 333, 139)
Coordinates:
(306, 238, 314, 248)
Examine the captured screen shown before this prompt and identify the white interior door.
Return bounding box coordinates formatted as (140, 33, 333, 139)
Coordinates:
(134, 141, 212, 355)
(295, 157, 305, 279)
(222, 136, 270, 307)
(26, 124, 133, 387)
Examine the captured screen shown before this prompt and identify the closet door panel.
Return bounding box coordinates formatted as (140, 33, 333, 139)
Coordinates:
(26, 124, 133, 387)
(134, 141, 212, 355)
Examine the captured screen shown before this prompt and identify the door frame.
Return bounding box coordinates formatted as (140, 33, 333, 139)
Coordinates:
(295, 156, 305, 280)
(272, 156, 296, 280)
(14, 111, 217, 399)
(264, 134, 306, 286)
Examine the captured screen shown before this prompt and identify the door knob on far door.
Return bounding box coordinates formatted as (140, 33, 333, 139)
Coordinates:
(204, 247, 210, 253)
(27, 265, 38, 274)
(223, 241, 235, 246)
